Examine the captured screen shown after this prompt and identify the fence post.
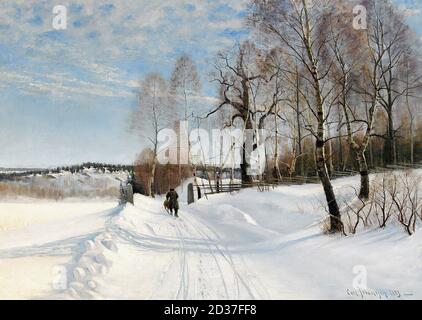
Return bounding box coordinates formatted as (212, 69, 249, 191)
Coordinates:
(187, 183, 194, 205)
(126, 183, 134, 204)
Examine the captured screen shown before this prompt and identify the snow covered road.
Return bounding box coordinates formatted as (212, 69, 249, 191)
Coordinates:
(69, 196, 269, 299)
(1, 175, 421, 299)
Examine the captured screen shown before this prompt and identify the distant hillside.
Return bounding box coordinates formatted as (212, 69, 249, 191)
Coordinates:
(0, 165, 133, 200)
(0, 163, 134, 180)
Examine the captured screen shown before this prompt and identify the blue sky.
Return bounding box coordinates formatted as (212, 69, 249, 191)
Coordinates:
(0, 0, 420, 168)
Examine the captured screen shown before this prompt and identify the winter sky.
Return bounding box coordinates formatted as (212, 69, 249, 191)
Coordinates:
(0, 0, 420, 168)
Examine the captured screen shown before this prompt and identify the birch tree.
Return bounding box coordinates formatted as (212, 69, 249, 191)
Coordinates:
(249, 0, 343, 232)
(170, 54, 201, 178)
(132, 73, 170, 197)
(328, 4, 388, 199)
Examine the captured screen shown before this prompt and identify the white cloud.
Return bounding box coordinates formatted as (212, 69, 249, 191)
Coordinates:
(0, 0, 248, 99)
(399, 4, 421, 17)
(0, 68, 134, 98)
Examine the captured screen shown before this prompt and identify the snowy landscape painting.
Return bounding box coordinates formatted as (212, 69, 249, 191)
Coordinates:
(1, 0, 422, 302)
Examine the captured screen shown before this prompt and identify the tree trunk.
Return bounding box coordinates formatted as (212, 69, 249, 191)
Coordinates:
(357, 152, 369, 199)
(302, 0, 341, 232)
(273, 124, 281, 180)
(384, 106, 396, 165)
(337, 132, 343, 171)
(410, 119, 414, 164)
(311, 74, 341, 231)
(150, 160, 156, 198)
(241, 117, 253, 186)
(406, 64, 414, 165)
(326, 134, 334, 177)
(316, 140, 342, 232)
(295, 68, 304, 176)
(368, 138, 374, 168)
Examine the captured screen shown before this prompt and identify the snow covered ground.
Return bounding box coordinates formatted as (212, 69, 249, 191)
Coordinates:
(0, 174, 421, 300)
(0, 167, 129, 200)
(0, 200, 118, 299)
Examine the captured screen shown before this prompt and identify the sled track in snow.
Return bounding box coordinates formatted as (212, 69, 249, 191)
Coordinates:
(200, 219, 271, 299)
(180, 217, 232, 299)
(174, 221, 190, 300)
(58, 203, 268, 299)
(182, 214, 259, 299)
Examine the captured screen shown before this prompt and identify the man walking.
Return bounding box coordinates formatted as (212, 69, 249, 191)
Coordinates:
(166, 188, 179, 218)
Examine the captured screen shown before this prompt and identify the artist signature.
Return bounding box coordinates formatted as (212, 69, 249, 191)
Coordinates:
(346, 287, 414, 300)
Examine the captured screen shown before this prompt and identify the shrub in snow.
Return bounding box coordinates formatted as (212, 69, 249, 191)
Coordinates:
(340, 171, 422, 236)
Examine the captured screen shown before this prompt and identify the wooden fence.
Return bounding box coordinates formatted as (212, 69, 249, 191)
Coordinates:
(198, 162, 422, 196)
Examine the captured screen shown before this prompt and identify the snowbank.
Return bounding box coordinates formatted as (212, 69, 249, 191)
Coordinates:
(0, 201, 118, 299)
(1, 172, 421, 299)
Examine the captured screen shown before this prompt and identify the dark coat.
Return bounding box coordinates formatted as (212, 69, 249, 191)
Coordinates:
(166, 190, 179, 209)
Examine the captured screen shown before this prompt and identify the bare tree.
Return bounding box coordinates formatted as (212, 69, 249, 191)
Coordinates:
(132, 73, 170, 197)
(343, 186, 374, 234)
(402, 53, 422, 164)
(371, 171, 422, 235)
(362, 0, 417, 165)
(206, 42, 262, 185)
(328, 3, 392, 199)
(170, 54, 201, 180)
(393, 172, 421, 235)
(170, 53, 201, 121)
(207, 42, 286, 185)
(249, 0, 344, 232)
(371, 172, 395, 228)
(267, 53, 309, 177)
